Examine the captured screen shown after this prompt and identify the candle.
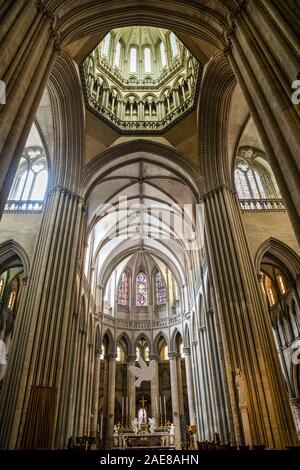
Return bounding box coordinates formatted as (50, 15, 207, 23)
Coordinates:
(163, 396, 166, 419)
(159, 396, 162, 417)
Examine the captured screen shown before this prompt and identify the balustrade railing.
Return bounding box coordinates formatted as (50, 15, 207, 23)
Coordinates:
(4, 200, 44, 213)
(240, 198, 285, 212)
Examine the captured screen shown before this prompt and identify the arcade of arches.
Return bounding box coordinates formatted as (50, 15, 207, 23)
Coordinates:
(0, 0, 300, 451)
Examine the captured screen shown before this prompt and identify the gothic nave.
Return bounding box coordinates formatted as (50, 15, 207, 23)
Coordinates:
(0, 0, 300, 453)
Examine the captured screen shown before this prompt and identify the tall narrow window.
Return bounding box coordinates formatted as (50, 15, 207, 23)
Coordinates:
(130, 47, 137, 73)
(114, 40, 121, 67)
(118, 271, 129, 306)
(156, 271, 166, 305)
(102, 32, 111, 56)
(7, 290, 16, 310)
(0, 278, 4, 297)
(144, 47, 151, 73)
(116, 346, 121, 362)
(277, 273, 286, 295)
(170, 32, 178, 57)
(160, 41, 167, 68)
(136, 272, 147, 306)
(9, 147, 48, 202)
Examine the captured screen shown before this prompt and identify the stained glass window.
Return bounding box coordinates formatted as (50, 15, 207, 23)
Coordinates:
(118, 271, 129, 305)
(136, 272, 147, 306)
(156, 271, 166, 305)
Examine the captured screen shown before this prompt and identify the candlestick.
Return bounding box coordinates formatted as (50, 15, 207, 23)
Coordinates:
(159, 396, 162, 426)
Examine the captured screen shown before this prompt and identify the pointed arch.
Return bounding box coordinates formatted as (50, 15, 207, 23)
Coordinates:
(0, 240, 30, 277)
(102, 328, 115, 355)
(116, 332, 132, 356)
(153, 331, 169, 355)
(170, 328, 183, 353)
(255, 238, 300, 279)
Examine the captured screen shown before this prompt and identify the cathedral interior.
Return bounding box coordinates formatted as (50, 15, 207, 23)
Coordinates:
(0, 0, 300, 451)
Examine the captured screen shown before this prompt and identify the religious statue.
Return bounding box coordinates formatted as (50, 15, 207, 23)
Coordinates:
(234, 368, 247, 407)
(131, 417, 138, 435)
(148, 417, 156, 434)
(129, 356, 156, 387)
(113, 424, 119, 436)
(169, 423, 175, 436)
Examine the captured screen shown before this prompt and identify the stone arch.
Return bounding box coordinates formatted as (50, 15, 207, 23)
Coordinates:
(255, 238, 300, 280)
(170, 328, 182, 353)
(0, 240, 30, 278)
(102, 328, 115, 355)
(116, 332, 132, 356)
(153, 331, 169, 356)
(134, 332, 151, 351)
(183, 323, 191, 348)
(47, 51, 84, 193)
(198, 53, 236, 193)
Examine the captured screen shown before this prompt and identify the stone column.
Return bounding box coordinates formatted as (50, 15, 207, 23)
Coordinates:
(150, 354, 159, 420)
(90, 350, 101, 446)
(0, 186, 85, 450)
(204, 184, 298, 448)
(176, 354, 185, 438)
(0, 1, 59, 214)
(183, 348, 196, 427)
(127, 354, 136, 421)
(106, 353, 117, 449)
(168, 352, 181, 449)
(226, 1, 300, 241)
(290, 397, 300, 437)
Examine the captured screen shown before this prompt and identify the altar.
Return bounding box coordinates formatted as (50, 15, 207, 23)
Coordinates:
(113, 418, 175, 449)
(114, 431, 174, 449)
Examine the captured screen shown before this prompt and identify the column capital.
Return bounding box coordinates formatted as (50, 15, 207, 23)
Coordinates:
(202, 183, 236, 200)
(47, 184, 83, 203)
(257, 273, 264, 283)
(183, 347, 191, 355)
(107, 352, 117, 360)
(168, 352, 179, 359)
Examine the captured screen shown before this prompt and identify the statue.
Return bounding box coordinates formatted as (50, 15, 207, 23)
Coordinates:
(234, 368, 247, 407)
(132, 417, 138, 435)
(113, 424, 119, 436)
(148, 417, 156, 434)
(169, 423, 175, 436)
(129, 357, 156, 387)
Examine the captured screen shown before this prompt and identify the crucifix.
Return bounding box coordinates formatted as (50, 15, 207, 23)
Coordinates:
(139, 396, 147, 409)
